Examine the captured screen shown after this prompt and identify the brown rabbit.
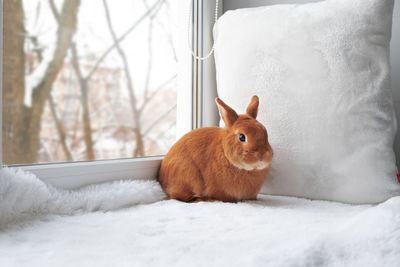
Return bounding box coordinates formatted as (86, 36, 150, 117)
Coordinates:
(158, 96, 273, 203)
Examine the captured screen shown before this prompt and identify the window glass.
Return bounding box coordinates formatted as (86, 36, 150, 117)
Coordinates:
(2, 0, 180, 165)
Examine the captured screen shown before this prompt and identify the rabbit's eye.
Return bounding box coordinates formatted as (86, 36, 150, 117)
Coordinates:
(238, 133, 246, 142)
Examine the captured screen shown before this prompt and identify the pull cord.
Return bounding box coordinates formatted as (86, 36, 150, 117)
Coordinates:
(187, 0, 219, 60)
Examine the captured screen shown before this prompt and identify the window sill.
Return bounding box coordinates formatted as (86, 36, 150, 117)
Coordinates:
(11, 156, 163, 189)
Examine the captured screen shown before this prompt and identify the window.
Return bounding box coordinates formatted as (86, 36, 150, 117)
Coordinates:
(3, 0, 181, 165)
(1, 0, 216, 188)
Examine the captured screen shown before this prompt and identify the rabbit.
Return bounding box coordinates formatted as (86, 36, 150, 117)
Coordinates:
(158, 95, 273, 203)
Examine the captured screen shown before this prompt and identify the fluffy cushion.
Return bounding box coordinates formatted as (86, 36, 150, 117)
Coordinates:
(214, 0, 400, 203)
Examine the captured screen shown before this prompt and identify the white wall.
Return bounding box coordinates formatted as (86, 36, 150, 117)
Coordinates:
(219, 0, 400, 167)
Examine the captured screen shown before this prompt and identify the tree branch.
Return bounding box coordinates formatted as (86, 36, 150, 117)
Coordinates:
(155, 120, 175, 139)
(86, 0, 163, 80)
(143, 9, 154, 101)
(48, 0, 60, 23)
(27, 0, 80, 163)
(30, 6, 73, 161)
(27, 35, 43, 62)
(139, 74, 176, 112)
(70, 44, 95, 160)
(143, 104, 176, 137)
(145, 0, 177, 62)
(48, 94, 73, 161)
(49, 0, 94, 160)
(103, 0, 149, 156)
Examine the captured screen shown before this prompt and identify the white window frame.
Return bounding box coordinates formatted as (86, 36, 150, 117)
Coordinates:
(0, 0, 221, 189)
(193, 0, 222, 129)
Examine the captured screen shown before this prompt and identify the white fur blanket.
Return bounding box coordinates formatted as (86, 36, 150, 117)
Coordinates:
(0, 168, 399, 267)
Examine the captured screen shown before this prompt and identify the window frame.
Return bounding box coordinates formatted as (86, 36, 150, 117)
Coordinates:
(192, 0, 221, 129)
(0, 0, 220, 189)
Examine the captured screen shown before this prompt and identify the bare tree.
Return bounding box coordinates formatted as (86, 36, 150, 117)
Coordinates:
(49, 0, 165, 160)
(27, 0, 80, 163)
(3, 0, 26, 164)
(48, 93, 73, 161)
(3, 0, 81, 164)
(102, 0, 165, 156)
(103, 0, 177, 157)
(4, 0, 177, 163)
(143, 0, 155, 101)
(70, 45, 96, 160)
(26, 20, 73, 162)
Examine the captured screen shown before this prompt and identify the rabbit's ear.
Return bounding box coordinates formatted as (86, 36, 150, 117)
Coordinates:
(215, 97, 238, 127)
(246, 95, 259, 119)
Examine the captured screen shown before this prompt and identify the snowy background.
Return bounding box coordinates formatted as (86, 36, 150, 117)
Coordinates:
(3, 0, 187, 165)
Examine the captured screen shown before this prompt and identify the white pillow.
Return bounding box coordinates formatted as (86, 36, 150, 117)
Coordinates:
(214, 0, 400, 203)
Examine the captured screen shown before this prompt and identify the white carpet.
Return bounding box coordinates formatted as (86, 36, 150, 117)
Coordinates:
(1, 168, 400, 267)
